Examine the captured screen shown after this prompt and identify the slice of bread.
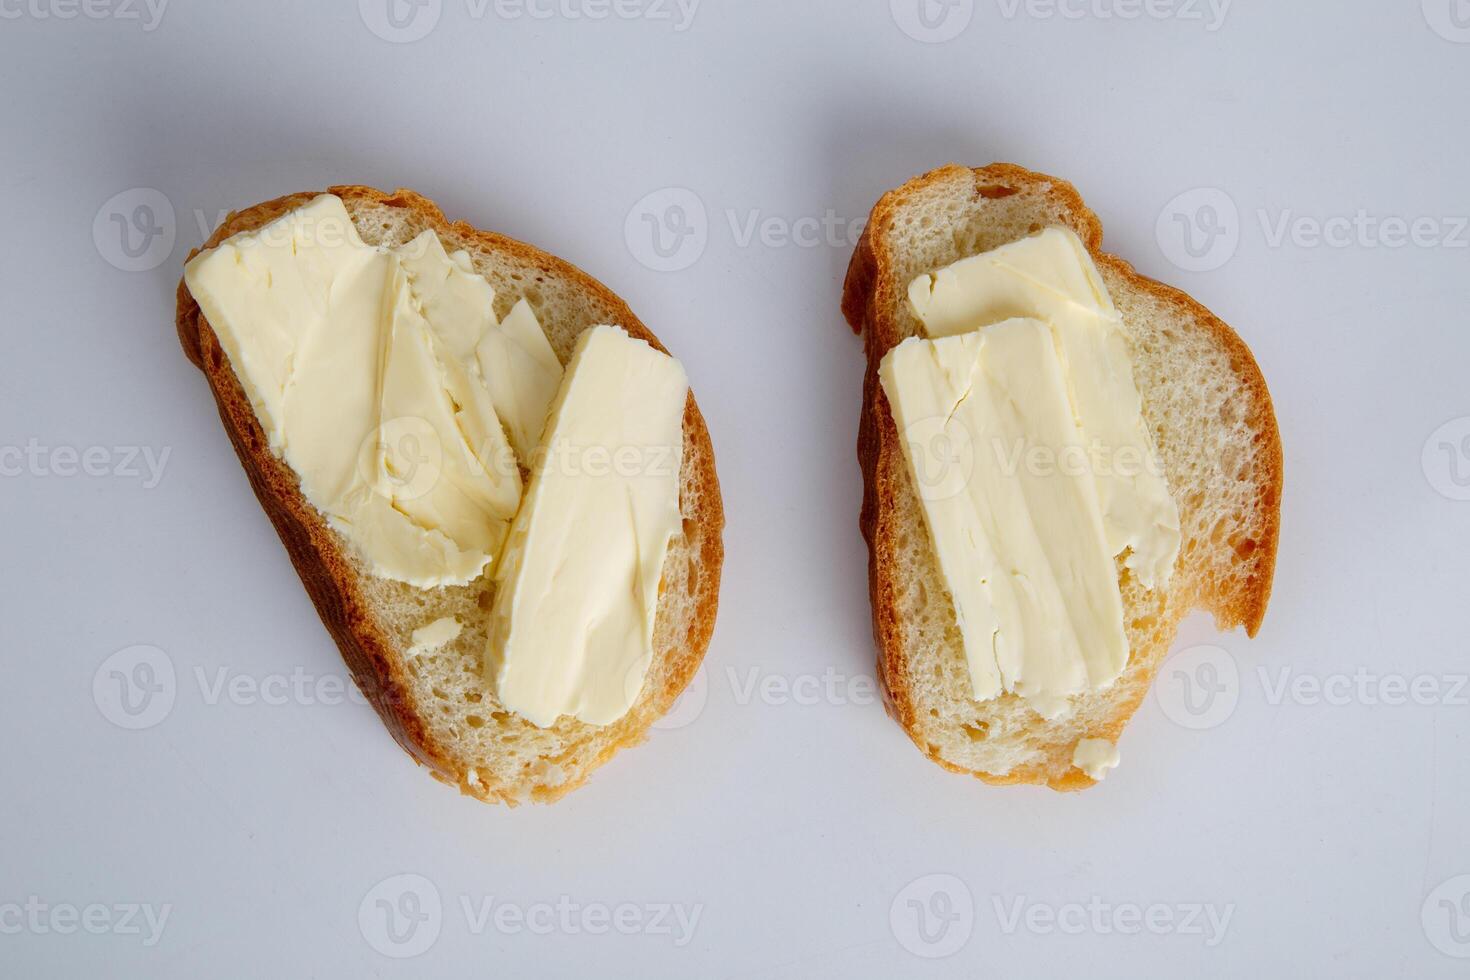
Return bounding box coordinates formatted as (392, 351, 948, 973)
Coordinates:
(176, 186, 724, 804)
(842, 164, 1281, 790)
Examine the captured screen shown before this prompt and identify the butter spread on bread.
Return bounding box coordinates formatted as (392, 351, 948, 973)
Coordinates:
(906, 227, 1181, 590)
(179, 185, 722, 802)
(844, 164, 1279, 790)
(184, 194, 537, 587)
(185, 194, 683, 731)
(879, 228, 1181, 723)
(488, 325, 688, 727)
(396, 230, 563, 462)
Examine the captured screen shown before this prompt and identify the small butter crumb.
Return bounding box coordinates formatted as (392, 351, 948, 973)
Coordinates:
(1072, 738, 1120, 781)
(408, 617, 462, 657)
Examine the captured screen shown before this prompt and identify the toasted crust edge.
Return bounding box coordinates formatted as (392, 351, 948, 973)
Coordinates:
(842, 164, 1283, 790)
(176, 186, 724, 805)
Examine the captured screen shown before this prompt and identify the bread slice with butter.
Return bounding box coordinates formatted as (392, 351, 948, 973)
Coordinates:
(176, 186, 723, 804)
(842, 164, 1282, 790)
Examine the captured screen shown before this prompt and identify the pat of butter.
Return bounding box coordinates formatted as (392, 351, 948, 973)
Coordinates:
(907, 227, 1180, 589)
(488, 325, 687, 728)
(1072, 738, 1120, 781)
(408, 617, 462, 657)
(184, 194, 543, 587)
(397, 231, 563, 461)
(880, 320, 1130, 718)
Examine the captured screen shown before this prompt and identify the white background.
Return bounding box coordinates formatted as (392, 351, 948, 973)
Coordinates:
(3, 1, 1469, 976)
